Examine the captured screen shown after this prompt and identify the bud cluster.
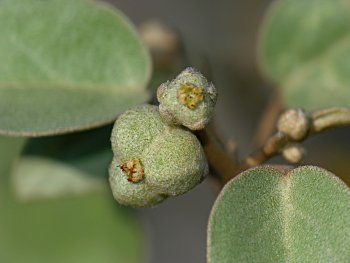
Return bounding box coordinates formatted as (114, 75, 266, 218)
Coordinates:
(109, 68, 217, 207)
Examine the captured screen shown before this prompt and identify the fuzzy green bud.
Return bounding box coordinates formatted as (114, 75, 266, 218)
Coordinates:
(157, 67, 217, 130)
(109, 104, 208, 207)
(109, 158, 166, 208)
(111, 104, 165, 159)
(143, 128, 208, 196)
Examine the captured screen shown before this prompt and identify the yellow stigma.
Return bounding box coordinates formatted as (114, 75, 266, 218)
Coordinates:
(177, 83, 204, 109)
(118, 159, 144, 183)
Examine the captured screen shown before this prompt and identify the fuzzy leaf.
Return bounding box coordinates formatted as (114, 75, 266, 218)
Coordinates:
(0, 0, 151, 136)
(207, 166, 350, 263)
(259, 0, 350, 110)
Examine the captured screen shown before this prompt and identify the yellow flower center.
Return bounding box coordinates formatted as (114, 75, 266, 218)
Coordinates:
(177, 83, 204, 109)
(119, 159, 144, 183)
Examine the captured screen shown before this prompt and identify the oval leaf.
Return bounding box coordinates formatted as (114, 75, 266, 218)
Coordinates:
(0, 0, 151, 136)
(12, 126, 113, 201)
(259, 0, 350, 110)
(208, 166, 350, 263)
(12, 155, 110, 201)
(0, 192, 144, 263)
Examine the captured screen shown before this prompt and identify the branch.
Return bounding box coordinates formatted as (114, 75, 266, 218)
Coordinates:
(239, 107, 350, 174)
(251, 91, 282, 148)
(201, 107, 350, 184)
(196, 128, 238, 184)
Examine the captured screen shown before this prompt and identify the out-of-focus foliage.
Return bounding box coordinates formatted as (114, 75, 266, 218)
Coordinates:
(13, 125, 113, 200)
(12, 155, 108, 201)
(208, 166, 350, 263)
(0, 136, 26, 192)
(0, 0, 151, 136)
(0, 192, 144, 263)
(0, 135, 144, 263)
(0, 0, 152, 261)
(1, 0, 350, 262)
(259, 0, 350, 110)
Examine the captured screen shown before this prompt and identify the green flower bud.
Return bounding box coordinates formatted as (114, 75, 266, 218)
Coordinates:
(157, 67, 217, 130)
(143, 127, 208, 196)
(111, 104, 165, 159)
(109, 158, 166, 208)
(109, 104, 208, 207)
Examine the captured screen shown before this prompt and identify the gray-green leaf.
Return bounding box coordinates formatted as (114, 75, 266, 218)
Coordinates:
(13, 126, 113, 201)
(0, 0, 151, 136)
(259, 0, 350, 110)
(12, 155, 110, 201)
(207, 166, 350, 263)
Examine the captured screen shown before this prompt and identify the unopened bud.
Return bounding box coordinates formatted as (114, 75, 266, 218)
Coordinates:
(282, 143, 306, 164)
(277, 108, 309, 140)
(157, 67, 218, 130)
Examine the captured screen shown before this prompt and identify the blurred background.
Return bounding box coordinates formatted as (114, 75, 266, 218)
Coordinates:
(107, 0, 350, 262)
(107, 0, 272, 262)
(1, 0, 350, 262)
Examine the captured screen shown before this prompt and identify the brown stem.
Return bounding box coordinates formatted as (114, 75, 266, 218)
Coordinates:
(202, 107, 350, 184)
(251, 91, 282, 148)
(310, 108, 350, 133)
(196, 128, 238, 184)
(240, 107, 350, 173)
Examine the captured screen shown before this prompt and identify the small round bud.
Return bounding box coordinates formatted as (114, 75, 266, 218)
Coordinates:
(143, 127, 208, 196)
(109, 158, 167, 208)
(109, 104, 208, 207)
(157, 67, 218, 130)
(277, 108, 309, 140)
(111, 104, 165, 159)
(282, 143, 306, 164)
